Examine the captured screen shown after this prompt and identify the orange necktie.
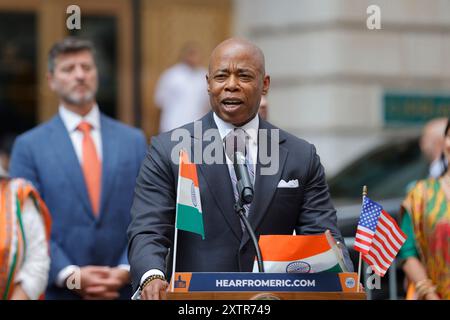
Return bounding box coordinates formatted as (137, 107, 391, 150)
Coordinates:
(77, 121, 101, 216)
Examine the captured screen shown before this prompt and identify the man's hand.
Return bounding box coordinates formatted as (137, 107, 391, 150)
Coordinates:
(109, 267, 130, 286)
(70, 266, 123, 300)
(140, 278, 169, 300)
(83, 267, 131, 300)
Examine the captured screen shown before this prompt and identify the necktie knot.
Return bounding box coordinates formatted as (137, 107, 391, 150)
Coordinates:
(224, 128, 250, 161)
(77, 121, 92, 135)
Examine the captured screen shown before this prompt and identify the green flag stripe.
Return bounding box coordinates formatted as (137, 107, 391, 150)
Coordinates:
(176, 203, 205, 239)
(15, 195, 27, 261)
(3, 244, 18, 300)
(321, 263, 343, 273)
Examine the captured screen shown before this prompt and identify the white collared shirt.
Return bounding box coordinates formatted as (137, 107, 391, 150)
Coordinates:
(213, 112, 259, 175)
(58, 104, 103, 163)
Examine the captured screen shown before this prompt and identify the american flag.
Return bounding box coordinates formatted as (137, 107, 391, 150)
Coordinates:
(354, 196, 407, 276)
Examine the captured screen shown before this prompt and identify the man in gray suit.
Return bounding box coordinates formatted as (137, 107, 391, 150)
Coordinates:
(127, 38, 352, 300)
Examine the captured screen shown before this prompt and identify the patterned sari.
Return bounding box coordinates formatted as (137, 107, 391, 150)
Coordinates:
(402, 179, 450, 299)
(0, 178, 51, 300)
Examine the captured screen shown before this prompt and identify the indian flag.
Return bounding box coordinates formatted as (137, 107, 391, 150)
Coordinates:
(175, 150, 205, 239)
(252, 230, 347, 273)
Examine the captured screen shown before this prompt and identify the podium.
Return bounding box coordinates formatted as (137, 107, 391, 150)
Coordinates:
(167, 272, 366, 300)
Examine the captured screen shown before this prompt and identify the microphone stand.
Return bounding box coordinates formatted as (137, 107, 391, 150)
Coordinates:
(234, 193, 265, 273)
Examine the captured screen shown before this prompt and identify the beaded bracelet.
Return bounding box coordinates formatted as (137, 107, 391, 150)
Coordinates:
(140, 274, 166, 292)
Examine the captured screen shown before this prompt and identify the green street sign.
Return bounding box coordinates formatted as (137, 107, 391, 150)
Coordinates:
(384, 94, 450, 126)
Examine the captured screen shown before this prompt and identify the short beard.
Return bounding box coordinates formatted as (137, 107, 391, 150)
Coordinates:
(61, 91, 96, 106)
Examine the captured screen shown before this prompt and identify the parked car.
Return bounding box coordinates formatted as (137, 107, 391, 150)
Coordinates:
(327, 136, 429, 299)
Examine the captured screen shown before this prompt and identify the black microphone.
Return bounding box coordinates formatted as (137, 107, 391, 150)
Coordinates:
(232, 153, 264, 272)
(232, 151, 254, 204)
(224, 131, 264, 272)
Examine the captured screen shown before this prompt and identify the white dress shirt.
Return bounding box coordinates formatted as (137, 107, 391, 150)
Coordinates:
(58, 105, 103, 162)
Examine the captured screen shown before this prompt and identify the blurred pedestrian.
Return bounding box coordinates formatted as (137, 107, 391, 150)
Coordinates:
(399, 118, 450, 300)
(154, 42, 209, 132)
(10, 37, 147, 299)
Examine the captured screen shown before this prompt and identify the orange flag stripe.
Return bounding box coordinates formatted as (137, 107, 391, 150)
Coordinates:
(258, 234, 331, 261)
(179, 150, 199, 187)
(0, 182, 9, 279)
(19, 184, 52, 241)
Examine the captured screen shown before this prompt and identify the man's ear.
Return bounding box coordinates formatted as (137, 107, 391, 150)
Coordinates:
(47, 72, 55, 91)
(206, 74, 210, 93)
(262, 75, 270, 95)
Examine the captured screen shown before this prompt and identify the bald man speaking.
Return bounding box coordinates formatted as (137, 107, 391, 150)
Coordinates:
(127, 38, 352, 300)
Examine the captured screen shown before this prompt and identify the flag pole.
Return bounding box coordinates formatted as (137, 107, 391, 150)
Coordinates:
(171, 150, 183, 292)
(357, 185, 367, 292)
(171, 230, 179, 293)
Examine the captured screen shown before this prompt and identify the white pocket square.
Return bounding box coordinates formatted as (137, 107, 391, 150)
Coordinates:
(277, 179, 299, 188)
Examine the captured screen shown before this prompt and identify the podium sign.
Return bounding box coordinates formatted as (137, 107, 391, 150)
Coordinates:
(171, 272, 359, 293)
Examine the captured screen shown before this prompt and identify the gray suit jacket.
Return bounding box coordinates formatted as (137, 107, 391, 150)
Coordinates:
(127, 112, 352, 292)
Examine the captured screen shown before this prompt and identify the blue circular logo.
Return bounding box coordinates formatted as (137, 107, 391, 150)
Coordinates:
(190, 182, 197, 208)
(286, 261, 311, 273)
(345, 277, 356, 288)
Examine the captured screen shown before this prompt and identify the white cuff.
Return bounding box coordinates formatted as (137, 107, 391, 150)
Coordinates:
(131, 269, 166, 300)
(56, 265, 80, 288)
(117, 264, 130, 272)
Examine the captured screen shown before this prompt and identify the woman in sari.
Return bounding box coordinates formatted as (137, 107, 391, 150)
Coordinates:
(399, 119, 450, 300)
(0, 176, 51, 299)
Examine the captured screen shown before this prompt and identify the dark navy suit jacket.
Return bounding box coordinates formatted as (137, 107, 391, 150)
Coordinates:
(10, 113, 147, 299)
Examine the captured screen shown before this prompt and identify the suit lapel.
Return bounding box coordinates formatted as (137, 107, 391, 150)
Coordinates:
(99, 115, 119, 218)
(195, 113, 243, 241)
(240, 119, 288, 248)
(49, 115, 93, 218)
